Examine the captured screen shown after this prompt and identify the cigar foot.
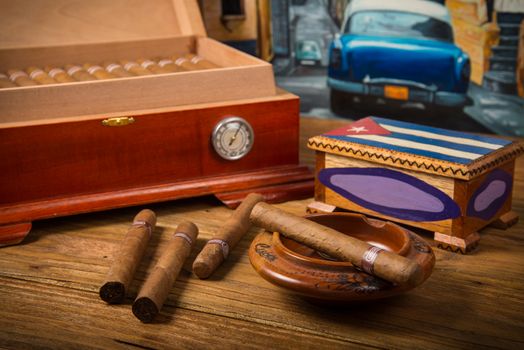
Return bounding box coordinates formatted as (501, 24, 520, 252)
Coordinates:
(132, 297, 159, 323)
(99, 282, 126, 304)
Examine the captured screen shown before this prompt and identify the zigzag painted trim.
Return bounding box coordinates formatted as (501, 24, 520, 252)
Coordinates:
(308, 138, 524, 179)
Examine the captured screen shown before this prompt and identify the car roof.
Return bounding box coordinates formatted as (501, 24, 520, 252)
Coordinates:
(343, 0, 451, 24)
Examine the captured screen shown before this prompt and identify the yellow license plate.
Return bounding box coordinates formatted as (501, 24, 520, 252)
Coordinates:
(384, 85, 409, 100)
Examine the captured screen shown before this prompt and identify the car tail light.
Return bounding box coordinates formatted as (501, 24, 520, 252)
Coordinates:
(330, 48, 342, 70)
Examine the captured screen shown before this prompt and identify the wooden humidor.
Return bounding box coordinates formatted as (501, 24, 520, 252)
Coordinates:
(307, 117, 523, 254)
(0, 0, 311, 245)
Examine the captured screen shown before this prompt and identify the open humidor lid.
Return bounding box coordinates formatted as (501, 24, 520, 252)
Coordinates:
(308, 117, 524, 180)
(0, 0, 206, 49)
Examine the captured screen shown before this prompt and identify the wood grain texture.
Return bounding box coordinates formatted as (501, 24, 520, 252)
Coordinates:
(0, 117, 523, 349)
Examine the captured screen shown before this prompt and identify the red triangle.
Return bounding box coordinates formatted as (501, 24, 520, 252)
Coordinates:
(324, 117, 392, 136)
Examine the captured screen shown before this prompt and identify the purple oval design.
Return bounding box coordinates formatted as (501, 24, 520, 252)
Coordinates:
(467, 169, 512, 221)
(318, 167, 461, 222)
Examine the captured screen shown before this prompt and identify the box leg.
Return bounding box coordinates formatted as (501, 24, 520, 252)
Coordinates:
(0, 222, 32, 246)
(434, 231, 480, 254)
(489, 211, 519, 230)
(306, 201, 337, 214)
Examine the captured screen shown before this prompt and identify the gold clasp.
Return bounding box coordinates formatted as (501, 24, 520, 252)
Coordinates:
(101, 116, 135, 127)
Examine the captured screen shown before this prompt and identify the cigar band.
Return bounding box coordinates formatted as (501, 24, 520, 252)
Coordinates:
(207, 239, 229, 259)
(190, 56, 203, 64)
(105, 63, 121, 73)
(67, 66, 82, 76)
(158, 59, 173, 67)
(361, 246, 383, 275)
(86, 65, 103, 75)
(175, 57, 187, 65)
(9, 71, 28, 82)
(29, 69, 45, 80)
(132, 220, 152, 237)
(174, 232, 193, 246)
(48, 68, 65, 78)
(124, 62, 139, 71)
(140, 60, 155, 69)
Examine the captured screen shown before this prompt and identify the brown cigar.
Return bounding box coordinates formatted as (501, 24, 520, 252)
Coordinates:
(83, 63, 118, 80)
(133, 221, 198, 323)
(99, 209, 156, 304)
(0, 73, 17, 88)
(64, 64, 97, 81)
(250, 202, 424, 288)
(7, 69, 38, 86)
(193, 193, 264, 279)
(102, 62, 135, 77)
(45, 66, 76, 83)
(120, 60, 152, 76)
(136, 58, 172, 74)
(26, 66, 57, 85)
(155, 58, 183, 73)
(170, 56, 196, 71)
(185, 53, 219, 69)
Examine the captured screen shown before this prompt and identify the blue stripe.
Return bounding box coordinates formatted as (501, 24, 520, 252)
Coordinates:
(371, 117, 511, 146)
(327, 135, 473, 164)
(377, 132, 494, 155)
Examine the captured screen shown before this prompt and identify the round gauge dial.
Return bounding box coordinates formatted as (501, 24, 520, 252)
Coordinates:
(212, 116, 254, 160)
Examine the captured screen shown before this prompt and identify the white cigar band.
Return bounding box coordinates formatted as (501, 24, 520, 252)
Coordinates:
(158, 59, 173, 67)
(173, 232, 193, 246)
(67, 66, 82, 76)
(48, 68, 65, 78)
(207, 239, 229, 259)
(9, 71, 28, 82)
(190, 56, 203, 64)
(175, 57, 187, 65)
(132, 220, 153, 237)
(360, 246, 384, 275)
(105, 63, 121, 73)
(140, 60, 155, 69)
(29, 69, 45, 80)
(123, 62, 138, 71)
(86, 65, 102, 75)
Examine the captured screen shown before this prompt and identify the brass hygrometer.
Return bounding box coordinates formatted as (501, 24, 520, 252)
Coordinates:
(212, 116, 254, 160)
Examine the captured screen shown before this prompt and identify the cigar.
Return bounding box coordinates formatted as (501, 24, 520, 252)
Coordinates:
(26, 66, 57, 85)
(64, 64, 97, 81)
(170, 56, 196, 71)
(99, 209, 156, 304)
(83, 63, 118, 80)
(120, 60, 152, 76)
(155, 58, 183, 73)
(7, 69, 38, 86)
(45, 66, 76, 83)
(250, 202, 424, 288)
(0, 73, 17, 88)
(102, 62, 135, 77)
(136, 58, 172, 74)
(193, 193, 264, 279)
(185, 54, 219, 69)
(133, 221, 198, 323)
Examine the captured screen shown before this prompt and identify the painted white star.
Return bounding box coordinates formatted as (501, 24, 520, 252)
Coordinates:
(348, 126, 368, 133)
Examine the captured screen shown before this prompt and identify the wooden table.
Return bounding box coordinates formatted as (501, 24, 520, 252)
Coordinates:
(1, 117, 523, 349)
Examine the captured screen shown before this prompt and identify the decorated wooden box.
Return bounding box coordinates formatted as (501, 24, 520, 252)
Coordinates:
(308, 117, 524, 253)
(0, 0, 311, 246)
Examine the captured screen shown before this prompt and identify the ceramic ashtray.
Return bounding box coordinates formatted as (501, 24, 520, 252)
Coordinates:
(249, 213, 435, 302)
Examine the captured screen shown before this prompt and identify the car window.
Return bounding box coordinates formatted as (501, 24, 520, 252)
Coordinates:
(345, 11, 453, 43)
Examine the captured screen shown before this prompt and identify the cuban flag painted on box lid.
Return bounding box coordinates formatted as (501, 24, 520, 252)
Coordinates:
(323, 117, 511, 165)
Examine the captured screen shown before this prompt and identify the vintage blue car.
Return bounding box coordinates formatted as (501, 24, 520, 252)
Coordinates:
(328, 0, 470, 113)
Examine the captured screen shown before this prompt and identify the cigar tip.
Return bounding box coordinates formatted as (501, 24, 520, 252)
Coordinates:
(192, 260, 212, 279)
(132, 297, 159, 323)
(134, 209, 157, 227)
(99, 281, 126, 304)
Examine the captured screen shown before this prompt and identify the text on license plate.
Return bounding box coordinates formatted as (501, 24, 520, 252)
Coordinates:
(384, 85, 409, 100)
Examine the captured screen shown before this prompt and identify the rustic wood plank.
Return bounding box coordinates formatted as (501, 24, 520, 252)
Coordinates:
(0, 117, 523, 349)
